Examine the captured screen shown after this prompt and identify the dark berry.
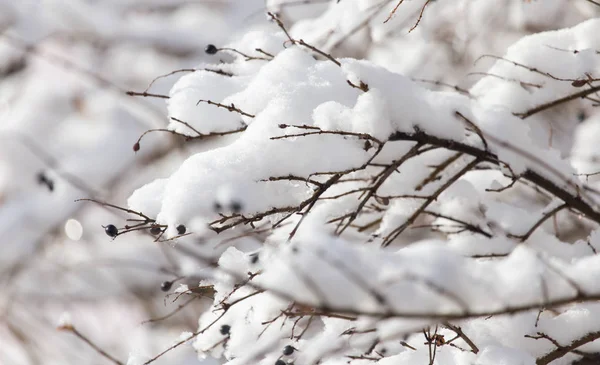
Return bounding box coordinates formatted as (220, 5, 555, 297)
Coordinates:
(249, 253, 259, 264)
(283, 345, 295, 356)
(150, 225, 161, 235)
(213, 201, 222, 211)
(577, 111, 586, 123)
(220, 324, 231, 335)
(133, 142, 140, 152)
(205, 44, 218, 55)
(37, 172, 54, 191)
(36, 171, 46, 184)
(176, 224, 186, 235)
(275, 360, 286, 365)
(230, 201, 242, 213)
(104, 224, 118, 237)
(160, 281, 172, 292)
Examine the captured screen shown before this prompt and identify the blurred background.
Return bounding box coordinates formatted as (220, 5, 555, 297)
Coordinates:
(0, 1, 597, 364)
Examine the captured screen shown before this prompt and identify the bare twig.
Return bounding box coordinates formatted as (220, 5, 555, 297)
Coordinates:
(408, 0, 432, 33)
(516, 85, 600, 119)
(509, 204, 568, 241)
(125, 91, 170, 99)
(141, 297, 197, 325)
(59, 326, 124, 365)
(444, 323, 479, 354)
(196, 99, 255, 118)
(382, 158, 481, 246)
(384, 0, 405, 23)
(536, 331, 600, 365)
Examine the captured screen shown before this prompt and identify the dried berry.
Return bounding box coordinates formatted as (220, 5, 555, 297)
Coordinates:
(133, 142, 140, 152)
(220, 324, 231, 335)
(275, 360, 286, 365)
(230, 201, 242, 213)
(36, 171, 46, 184)
(205, 44, 218, 55)
(176, 224, 186, 235)
(283, 345, 295, 356)
(150, 225, 161, 235)
(37, 171, 54, 192)
(160, 281, 172, 292)
(104, 224, 118, 237)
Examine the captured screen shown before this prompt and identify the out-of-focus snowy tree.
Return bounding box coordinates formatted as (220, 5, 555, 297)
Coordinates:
(2, 1, 600, 365)
(0, 0, 265, 364)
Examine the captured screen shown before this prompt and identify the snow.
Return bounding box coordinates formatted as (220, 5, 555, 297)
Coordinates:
(125, 15, 600, 365)
(3, 1, 600, 365)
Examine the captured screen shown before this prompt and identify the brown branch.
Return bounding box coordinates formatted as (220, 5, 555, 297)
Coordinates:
(267, 12, 341, 67)
(415, 152, 463, 191)
(289, 174, 343, 239)
(411, 78, 471, 96)
(142, 289, 261, 364)
(262, 175, 324, 188)
(169, 117, 203, 136)
(330, 0, 393, 50)
(284, 308, 357, 321)
(255, 48, 275, 58)
(59, 326, 124, 365)
(268, 12, 295, 45)
(143, 68, 195, 93)
(423, 211, 492, 238)
(339, 143, 423, 234)
(467, 72, 543, 90)
(204, 68, 234, 77)
(382, 158, 481, 246)
(218, 47, 271, 61)
(475, 55, 592, 83)
(196, 99, 255, 118)
(409, 0, 432, 33)
(444, 323, 479, 354)
(387, 130, 600, 226)
(384, 0, 405, 23)
(141, 297, 197, 325)
(134, 122, 247, 150)
(273, 124, 383, 145)
(164, 244, 600, 324)
(455, 112, 489, 151)
(271, 13, 340, 66)
(509, 203, 568, 241)
(210, 206, 297, 233)
(75, 198, 153, 221)
(297, 39, 341, 66)
(516, 85, 600, 119)
(319, 187, 371, 200)
(125, 91, 170, 99)
(536, 331, 600, 365)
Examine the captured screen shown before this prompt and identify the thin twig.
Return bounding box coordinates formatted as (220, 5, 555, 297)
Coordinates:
(60, 326, 124, 365)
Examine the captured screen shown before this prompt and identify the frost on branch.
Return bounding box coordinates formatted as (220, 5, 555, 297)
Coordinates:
(126, 18, 600, 365)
